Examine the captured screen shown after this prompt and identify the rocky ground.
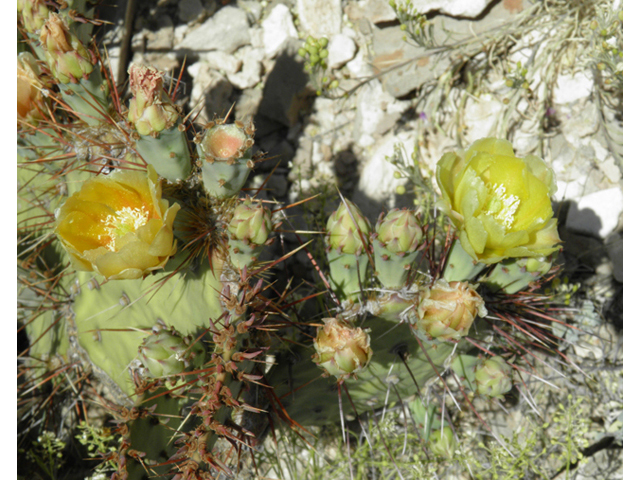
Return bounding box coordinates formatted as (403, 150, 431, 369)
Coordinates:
(91, 0, 622, 478)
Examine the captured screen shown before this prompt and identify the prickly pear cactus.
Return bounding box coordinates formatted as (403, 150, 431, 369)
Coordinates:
(18, 2, 579, 479)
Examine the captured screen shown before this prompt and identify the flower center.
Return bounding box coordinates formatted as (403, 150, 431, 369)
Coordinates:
(101, 206, 149, 251)
(486, 183, 520, 229)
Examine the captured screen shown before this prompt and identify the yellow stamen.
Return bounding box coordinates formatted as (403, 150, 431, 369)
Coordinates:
(488, 183, 520, 229)
(101, 206, 149, 251)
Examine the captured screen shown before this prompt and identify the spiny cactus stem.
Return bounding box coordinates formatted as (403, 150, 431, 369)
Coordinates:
(59, 68, 109, 126)
(443, 239, 485, 282)
(326, 250, 369, 302)
(135, 126, 192, 182)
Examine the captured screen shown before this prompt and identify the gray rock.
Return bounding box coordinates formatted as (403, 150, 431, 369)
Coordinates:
(262, 4, 298, 59)
(228, 46, 263, 89)
(235, 87, 263, 121)
(188, 62, 233, 121)
(258, 40, 311, 127)
(370, 25, 449, 98)
(201, 51, 241, 75)
(178, 0, 204, 23)
(297, 0, 341, 37)
(131, 17, 174, 52)
(328, 34, 357, 69)
(565, 187, 623, 239)
(177, 6, 250, 53)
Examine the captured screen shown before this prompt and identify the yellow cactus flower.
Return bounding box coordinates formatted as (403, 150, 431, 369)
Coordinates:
(55, 166, 179, 280)
(436, 138, 561, 264)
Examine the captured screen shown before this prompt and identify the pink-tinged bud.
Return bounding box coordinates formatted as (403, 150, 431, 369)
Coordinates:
(474, 355, 513, 398)
(312, 318, 373, 379)
(127, 64, 179, 136)
(200, 121, 255, 163)
(39, 13, 94, 84)
(412, 279, 487, 342)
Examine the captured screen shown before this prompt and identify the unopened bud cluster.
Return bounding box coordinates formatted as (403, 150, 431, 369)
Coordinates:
(312, 317, 373, 380)
(412, 279, 486, 342)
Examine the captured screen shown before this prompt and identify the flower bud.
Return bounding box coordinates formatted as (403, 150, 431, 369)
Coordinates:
(138, 329, 189, 378)
(39, 13, 94, 84)
(17, 0, 50, 34)
(312, 317, 373, 379)
(326, 199, 371, 255)
(17, 53, 49, 125)
(429, 426, 457, 459)
(374, 209, 424, 254)
(127, 64, 179, 136)
(138, 328, 204, 379)
(436, 137, 561, 264)
(412, 279, 487, 342)
(372, 209, 424, 288)
(474, 355, 513, 398)
(198, 120, 256, 197)
(228, 200, 273, 246)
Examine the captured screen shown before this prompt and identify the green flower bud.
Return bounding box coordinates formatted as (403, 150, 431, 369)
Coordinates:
(429, 426, 457, 458)
(436, 138, 561, 264)
(375, 209, 424, 254)
(228, 200, 273, 246)
(39, 13, 94, 84)
(326, 199, 371, 255)
(17, 0, 50, 34)
(474, 355, 513, 398)
(127, 64, 179, 136)
(138, 329, 190, 378)
(412, 279, 487, 342)
(312, 317, 373, 379)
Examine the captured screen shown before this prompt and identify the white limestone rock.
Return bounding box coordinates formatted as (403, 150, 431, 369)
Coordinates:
(262, 4, 298, 59)
(346, 0, 493, 24)
(354, 80, 410, 147)
(355, 132, 413, 211)
(227, 46, 263, 89)
(328, 34, 357, 69)
(565, 187, 623, 239)
(297, 0, 341, 37)
(201, 51, 242, 75)
(554, 70, 594, 105)
(463, 93, 504, 141)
